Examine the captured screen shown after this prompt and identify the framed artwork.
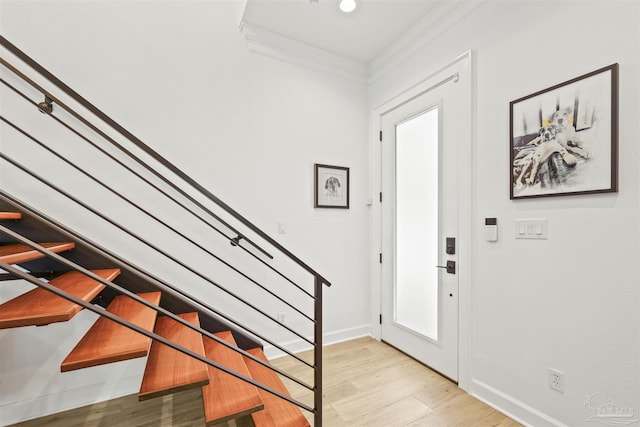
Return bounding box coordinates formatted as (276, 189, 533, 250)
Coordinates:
(314, 164, 349, 209)
(510, 63, 618, 199)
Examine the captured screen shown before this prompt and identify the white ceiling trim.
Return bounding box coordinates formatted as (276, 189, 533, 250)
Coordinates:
(239, 22, 369, 85)
(239, 1, 488, 86)
(368, 0, 489, 84)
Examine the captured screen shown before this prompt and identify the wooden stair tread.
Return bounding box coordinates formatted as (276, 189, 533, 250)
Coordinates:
(139, 312, 209, 401)
(0, 242, 75, 264)
(61, 291, 162, 372)
(202, 331, 264, 426)
(244, 348, 310, 427)
(0, 212, 21, 220)
(0, 269, 120, 329)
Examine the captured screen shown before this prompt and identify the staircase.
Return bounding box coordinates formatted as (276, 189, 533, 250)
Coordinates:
(0, 211, 310, 426)
(1, 35, 328, 426)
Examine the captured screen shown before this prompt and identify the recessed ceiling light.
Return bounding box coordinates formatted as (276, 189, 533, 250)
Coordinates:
(339, 0, 357, 13)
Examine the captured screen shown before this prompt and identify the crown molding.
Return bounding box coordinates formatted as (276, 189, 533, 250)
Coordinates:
(239, 22, 369, 85)
(368, 0, 488, 84)
(239, 1, 487, 86)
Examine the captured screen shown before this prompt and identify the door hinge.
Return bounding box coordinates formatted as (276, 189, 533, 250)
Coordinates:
(379, 314, 382, 324)
(379, 253, 383, 263)
(379, 130, 382, 141)
(379, 192, 383, 202)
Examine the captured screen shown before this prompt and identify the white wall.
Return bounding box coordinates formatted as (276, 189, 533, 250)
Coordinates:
(0, 1, 370, 424)
(369, 1, 639, 426)
(2, 1, 639, 426)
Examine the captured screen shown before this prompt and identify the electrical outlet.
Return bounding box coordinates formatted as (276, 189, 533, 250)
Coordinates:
(549, 368, 565, 393)
(277, 313, 286, 324)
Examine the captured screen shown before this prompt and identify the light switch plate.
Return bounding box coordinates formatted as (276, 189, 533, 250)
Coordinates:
(515, 219, 548, 239)
(277, 222, 287, 234)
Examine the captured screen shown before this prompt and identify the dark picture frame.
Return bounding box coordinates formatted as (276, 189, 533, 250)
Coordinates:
(314, 164, 350, 209)
(510, 64, 618, 199)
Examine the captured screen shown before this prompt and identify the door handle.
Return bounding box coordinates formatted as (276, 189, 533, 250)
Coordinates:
(436, 260, 456, 274)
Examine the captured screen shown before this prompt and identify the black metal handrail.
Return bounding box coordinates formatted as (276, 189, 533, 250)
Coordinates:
(0, 35, 328, 426)
(0, 35, 332, 287)
(0, 62, 313, 299)
(0, 53, 274, 262)
(1, 114, 313, 323)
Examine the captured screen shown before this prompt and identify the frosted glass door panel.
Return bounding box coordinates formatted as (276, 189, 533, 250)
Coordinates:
(394, 107, 439, 341)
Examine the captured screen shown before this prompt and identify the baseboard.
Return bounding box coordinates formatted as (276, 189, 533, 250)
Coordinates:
(263, 323, 372, 360)
(469, 379, 569, 427)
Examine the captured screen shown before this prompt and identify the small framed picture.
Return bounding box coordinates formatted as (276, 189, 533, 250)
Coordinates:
(314, 164, 349, 209)
(510, 63, 618, 199)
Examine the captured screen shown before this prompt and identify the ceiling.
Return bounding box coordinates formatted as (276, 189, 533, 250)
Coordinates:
(241, 0, 449, 64)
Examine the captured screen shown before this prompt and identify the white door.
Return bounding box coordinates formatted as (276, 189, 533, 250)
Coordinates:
(380, 62, 468, 382)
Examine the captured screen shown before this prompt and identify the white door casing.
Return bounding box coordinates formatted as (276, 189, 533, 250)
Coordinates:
(371, 51, 472, 387)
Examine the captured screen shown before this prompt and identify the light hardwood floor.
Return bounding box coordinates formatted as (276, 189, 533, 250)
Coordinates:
(9, 337, 521, 427)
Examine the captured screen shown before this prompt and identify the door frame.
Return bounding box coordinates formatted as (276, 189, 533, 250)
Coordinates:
(370, 50, 474, 391)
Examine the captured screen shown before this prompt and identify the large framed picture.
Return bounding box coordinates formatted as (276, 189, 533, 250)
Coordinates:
(314, 164, 349, 209)
(510, 64, 618, 199)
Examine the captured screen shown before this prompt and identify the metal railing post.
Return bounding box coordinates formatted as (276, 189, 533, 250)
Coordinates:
(314, 275, 323, 427)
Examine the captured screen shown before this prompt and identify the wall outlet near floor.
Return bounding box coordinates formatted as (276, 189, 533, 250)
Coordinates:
(549, 368, 565, 393)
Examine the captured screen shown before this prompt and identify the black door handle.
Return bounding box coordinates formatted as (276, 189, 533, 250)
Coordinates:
(435, 260, 456, 274)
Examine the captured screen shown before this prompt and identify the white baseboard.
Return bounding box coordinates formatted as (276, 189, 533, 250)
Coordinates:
(469, 379, 568, 427)
(263, 324, 372, 360)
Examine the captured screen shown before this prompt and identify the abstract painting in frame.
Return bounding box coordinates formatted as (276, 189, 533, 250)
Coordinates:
(510, 64, 618, 199)
(314, 164, 350, 209)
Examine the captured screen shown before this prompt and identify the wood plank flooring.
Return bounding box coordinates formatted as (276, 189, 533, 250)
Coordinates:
(8, 337, 521, 427)
(271, 337, 521, 427)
